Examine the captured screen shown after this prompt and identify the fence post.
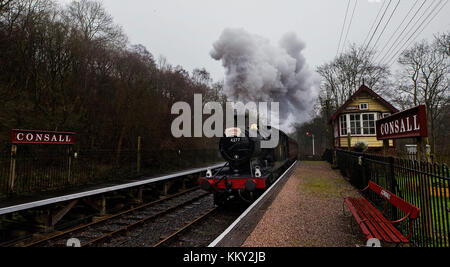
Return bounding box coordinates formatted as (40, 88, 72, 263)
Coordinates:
(67, 146, 73, 184)
(388, 156, 398, 220)
(417, 137, 433, 241)
(383, 140, 390, 156)
(388, 156, 396, 194)
(137, 136, 142, 175)
(8, 144, 17, 193)
(360, 154, 368, 189)
(178, 149, 181, 169)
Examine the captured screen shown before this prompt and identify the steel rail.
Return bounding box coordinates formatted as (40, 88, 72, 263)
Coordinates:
(208, 161, 298, 247)
(81, 192, 212, 247)
(152, 207, 217, 247)
(17, 187, 203, 247)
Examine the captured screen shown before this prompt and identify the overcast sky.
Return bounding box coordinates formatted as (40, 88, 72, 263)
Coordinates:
(56, 0, 450, 83)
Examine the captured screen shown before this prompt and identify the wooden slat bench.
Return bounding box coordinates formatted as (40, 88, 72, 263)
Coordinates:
(344, 181, 420, 246)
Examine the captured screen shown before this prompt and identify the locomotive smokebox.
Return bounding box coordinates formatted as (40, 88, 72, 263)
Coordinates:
(219, 135, 255, 166)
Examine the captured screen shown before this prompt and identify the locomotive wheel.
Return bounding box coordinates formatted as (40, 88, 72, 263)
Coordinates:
(213, 193, 226, 206)
(266, 174, 275, 186)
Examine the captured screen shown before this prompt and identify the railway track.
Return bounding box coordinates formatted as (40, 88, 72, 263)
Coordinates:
(10, 187, 211, 247)
(144, 162, 298, 247)
(6, 161, 297, 247)
(153, 204, 247, 247)
(151, 207, 217, 247)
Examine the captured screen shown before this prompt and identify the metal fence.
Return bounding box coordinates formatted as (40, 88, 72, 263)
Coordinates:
(0, 148, 221, 199)
(334, 149, 450, 247)
(396, 152, 450, 165)
(322, 149, 333, 164)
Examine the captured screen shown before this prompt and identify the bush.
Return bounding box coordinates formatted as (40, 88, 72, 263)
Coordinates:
(354, 141, 368, 153)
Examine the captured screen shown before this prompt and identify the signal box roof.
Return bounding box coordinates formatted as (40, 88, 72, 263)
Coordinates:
(331, 85, 399, 122)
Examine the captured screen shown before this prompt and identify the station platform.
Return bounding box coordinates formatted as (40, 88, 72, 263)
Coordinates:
(0, 162, 225, 216)
(242, 161, 364, 247)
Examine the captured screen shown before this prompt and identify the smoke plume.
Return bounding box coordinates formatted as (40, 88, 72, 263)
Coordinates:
(210, 28, 318, 130)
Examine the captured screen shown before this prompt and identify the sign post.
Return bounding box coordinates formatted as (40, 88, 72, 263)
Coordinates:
(376, 105, 432, 236)
(8, 144, 17, 193)
(382, 140, 390, 156)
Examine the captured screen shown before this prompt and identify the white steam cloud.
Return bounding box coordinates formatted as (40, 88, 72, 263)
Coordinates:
(210, 28, 318, 131)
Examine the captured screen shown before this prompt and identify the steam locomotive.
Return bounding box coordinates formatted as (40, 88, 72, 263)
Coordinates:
(200, 117, 298, 205)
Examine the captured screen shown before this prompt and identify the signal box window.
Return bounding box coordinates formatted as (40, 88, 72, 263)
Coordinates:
(349, 114, 361, 135)
(362, 114, 376, 135)
(340, 115, 347, 136)
(360, 103, 369, 110)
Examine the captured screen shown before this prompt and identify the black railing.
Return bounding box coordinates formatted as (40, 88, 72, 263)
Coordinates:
(334, 149, 450, 247)
(396, 152, 450, 165)
(322, 149, 333, 164)
(0, 149, 221, 199)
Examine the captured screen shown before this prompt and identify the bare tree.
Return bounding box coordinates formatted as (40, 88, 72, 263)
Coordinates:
(316, 45, 391, 111)
(64, 0, 126, 47)
(0, 0, 224, 155)
(396, 37, 450, 154)
(435, 31, 450, 57)
(0, 0, 12, 13)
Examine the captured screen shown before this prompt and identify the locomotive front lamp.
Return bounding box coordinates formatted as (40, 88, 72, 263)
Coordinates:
(254, 166, 261, 178)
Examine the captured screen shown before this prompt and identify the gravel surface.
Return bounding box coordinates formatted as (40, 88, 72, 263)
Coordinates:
(242, 161, 364, 247)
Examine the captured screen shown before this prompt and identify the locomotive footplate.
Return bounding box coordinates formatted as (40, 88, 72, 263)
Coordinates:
(200, 176, 267, 205)
(200, 176, 267, 193)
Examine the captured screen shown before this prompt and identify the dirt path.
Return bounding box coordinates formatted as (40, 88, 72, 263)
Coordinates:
(242, 161, 364, 247)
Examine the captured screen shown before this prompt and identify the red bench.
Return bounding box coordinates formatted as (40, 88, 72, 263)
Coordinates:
(344, 181, 420, 245)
